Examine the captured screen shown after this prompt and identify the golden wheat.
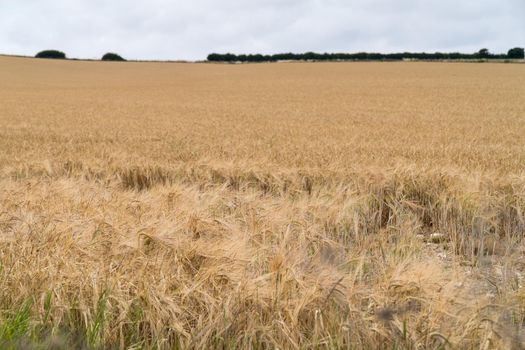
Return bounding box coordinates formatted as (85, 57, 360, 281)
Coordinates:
(1, 56, 525, 348)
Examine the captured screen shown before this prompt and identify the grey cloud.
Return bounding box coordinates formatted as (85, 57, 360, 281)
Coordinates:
(0, 0, 524, 60)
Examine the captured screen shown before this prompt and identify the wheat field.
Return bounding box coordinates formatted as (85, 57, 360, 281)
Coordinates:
(1, 56, 525, 349)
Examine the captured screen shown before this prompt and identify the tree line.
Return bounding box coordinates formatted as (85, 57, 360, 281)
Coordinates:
(207, 48, 525, 62)
(35, 50, 126, 61)
(31, 47, 525, 63)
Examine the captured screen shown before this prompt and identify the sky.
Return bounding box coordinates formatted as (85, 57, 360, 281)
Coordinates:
(1, 0, 524, 61)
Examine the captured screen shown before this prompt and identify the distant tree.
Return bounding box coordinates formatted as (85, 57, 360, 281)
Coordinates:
(207, 53, 222, 61)
(35, 50, 66, 59)
(101, 53, 126, 61)
(303, 52, 318, 60)
(476, 48, 490, 58)
(218, 53, 236, 62)
(507, 47, 525, 59)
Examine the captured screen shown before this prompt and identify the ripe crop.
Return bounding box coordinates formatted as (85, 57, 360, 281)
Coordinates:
(1, 56, 525, 348)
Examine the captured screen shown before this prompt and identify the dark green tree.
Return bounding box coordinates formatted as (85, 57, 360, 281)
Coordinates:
(507, 47, 524, 59)
(476, 48, 490, 58)
(35, 50, 66, 59)
(101, 53, 126, 61)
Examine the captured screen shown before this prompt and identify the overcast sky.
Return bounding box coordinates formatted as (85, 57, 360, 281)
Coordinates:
(1, 0, 524, 60)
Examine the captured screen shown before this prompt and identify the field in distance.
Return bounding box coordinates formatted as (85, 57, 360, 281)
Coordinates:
(1, 56, 525, 348)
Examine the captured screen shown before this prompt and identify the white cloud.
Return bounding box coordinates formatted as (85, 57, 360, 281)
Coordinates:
(0, 0, 523, 60)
